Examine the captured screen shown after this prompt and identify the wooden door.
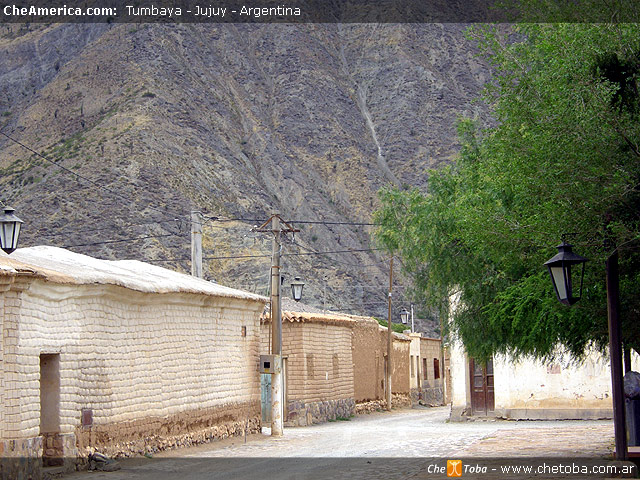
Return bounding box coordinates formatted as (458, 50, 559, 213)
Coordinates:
(469, 358, 494, 415)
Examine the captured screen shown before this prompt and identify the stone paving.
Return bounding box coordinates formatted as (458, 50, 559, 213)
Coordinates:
(62, 406, 632, 480)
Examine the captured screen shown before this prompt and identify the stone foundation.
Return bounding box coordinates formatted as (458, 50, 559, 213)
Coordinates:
(75, 401, 261, 459)
(0, 436, 43, 480)
(410, 386, 444, 407)
(285, 398, 355, 426)
(355, 393, 412, 415)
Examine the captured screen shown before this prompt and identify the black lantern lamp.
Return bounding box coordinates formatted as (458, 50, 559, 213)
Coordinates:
(400, 308, 410, 325)
(290, 276, 305, 302)
(0, 207, 23, 254)
(544, 242, 588, 306)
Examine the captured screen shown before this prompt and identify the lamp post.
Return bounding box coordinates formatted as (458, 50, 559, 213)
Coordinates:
(0, 207, 23, 254)
(400, 308, 410, 326)
(290, 276, 305, 302)
(544, 240, 627, 460)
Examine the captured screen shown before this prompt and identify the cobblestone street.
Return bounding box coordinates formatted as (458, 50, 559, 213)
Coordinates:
(62, 406, 629, 480)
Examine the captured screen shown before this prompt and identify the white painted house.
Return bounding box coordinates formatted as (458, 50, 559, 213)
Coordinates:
(449, 337, 631, 420)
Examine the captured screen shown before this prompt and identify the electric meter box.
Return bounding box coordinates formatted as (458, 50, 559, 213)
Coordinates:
(259, 354, 281, 374)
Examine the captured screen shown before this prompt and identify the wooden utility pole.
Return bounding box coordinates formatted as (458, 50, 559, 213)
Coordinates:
(191, 210, 203, 278)
(386, 257, 393, 411)
(254, 213, 298, 437)
(606, 250, 627, 460)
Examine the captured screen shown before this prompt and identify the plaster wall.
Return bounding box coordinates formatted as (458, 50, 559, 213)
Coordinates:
(379, 330, 410, 395)
(449, 339, 469, 418)
(408, 334, 420, 390)
(1, 278, 265, 452)
(352, 319, 383, 402)
(448, 339, 638, 420)
(420, 337, 443, 387)
(493, 352, 628, 419)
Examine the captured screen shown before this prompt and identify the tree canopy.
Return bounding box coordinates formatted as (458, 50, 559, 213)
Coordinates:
(374, 23, 640, 363)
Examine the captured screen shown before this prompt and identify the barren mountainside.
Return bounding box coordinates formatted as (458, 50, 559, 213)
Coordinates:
(0, 23, 488, 326)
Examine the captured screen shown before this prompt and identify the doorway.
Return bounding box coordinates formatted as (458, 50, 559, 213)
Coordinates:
(40, 353, 63, 466)
(469, 358, 494, 415)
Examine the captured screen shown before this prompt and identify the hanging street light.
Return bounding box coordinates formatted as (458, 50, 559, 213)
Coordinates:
(400, 308, 410, 325)
(0, 206, 23, 254)
(290, 276, 305, 302)
(544, 242, 588, 305)
(544, 238, 627, 460)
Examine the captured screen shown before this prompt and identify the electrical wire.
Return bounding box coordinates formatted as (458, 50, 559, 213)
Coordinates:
(290, 220, 379, 226)
(289, 241, 387, 268)
(0, 130, 182, 218)
(35, 218, 183, 238)
(203, 216, 379, 227)
(62, 233, 179, 248)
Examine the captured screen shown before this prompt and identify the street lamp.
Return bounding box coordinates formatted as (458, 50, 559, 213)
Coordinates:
(399, 308, 410, 325)
(290, 276, 305, 302)
(0, 206, 23, 254)
(544, 239, 626, 460)
(544, 242, 588, 305)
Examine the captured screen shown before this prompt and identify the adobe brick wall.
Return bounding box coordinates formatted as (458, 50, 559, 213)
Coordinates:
(352, 320, 411, 401)
(380, 330, 410, 395)
(352, 319, 382, 402)
(0, 276, 265, 461)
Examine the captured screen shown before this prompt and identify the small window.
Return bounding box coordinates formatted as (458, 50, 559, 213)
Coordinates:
(306, 354, 314, 378)
(434, 358, 440, 380)
(423, 358, 428, 380)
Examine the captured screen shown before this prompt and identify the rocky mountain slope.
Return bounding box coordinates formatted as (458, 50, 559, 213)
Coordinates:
(0, 23, 489, 326)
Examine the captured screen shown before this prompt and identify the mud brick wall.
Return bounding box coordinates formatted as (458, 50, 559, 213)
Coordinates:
(261, 315, 356, 426)
(351, 318, 383, 402)
(284, 322, 354, 405)
(419, 337, 443, 388)
(352, 320, 410, 401)
(0, 276, 265, 457)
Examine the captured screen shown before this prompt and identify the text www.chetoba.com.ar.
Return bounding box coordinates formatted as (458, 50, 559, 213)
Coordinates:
(422, 459, 638, 477)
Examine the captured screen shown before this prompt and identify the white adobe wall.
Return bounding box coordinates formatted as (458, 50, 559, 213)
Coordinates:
(2, 279, 264, 447)
(494, 351, 640, 419)
(448, 339, 469, 419)
(448, 338, 636, 420)
(408, 334, 421, 390)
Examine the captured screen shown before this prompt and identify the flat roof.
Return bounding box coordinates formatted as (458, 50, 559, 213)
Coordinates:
(0, 246, 267, 303)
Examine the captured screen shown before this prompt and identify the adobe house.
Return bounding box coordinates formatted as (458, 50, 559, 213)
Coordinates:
(350, 315, 411, 410)
(260, 306, 414, 426)
(0, 246, 267, 478)
(407, 332, 446, 406)
(448, 337, 633, 420)
(261, 310, 357, 426)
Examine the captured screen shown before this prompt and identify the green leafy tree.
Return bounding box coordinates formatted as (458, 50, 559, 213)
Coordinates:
(375, 23, 640, 363)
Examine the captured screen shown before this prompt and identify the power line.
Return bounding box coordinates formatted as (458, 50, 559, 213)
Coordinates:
(284, 247, 384, 257)
(289, 241, 387, 268)
(35, 218, 183, 238)
(62, 233, 178, 248)
(290, 220, 379, 226)
(204, 253, 271, 260)
(204, 216, 379, 227)
(0, 130, 182, 219)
